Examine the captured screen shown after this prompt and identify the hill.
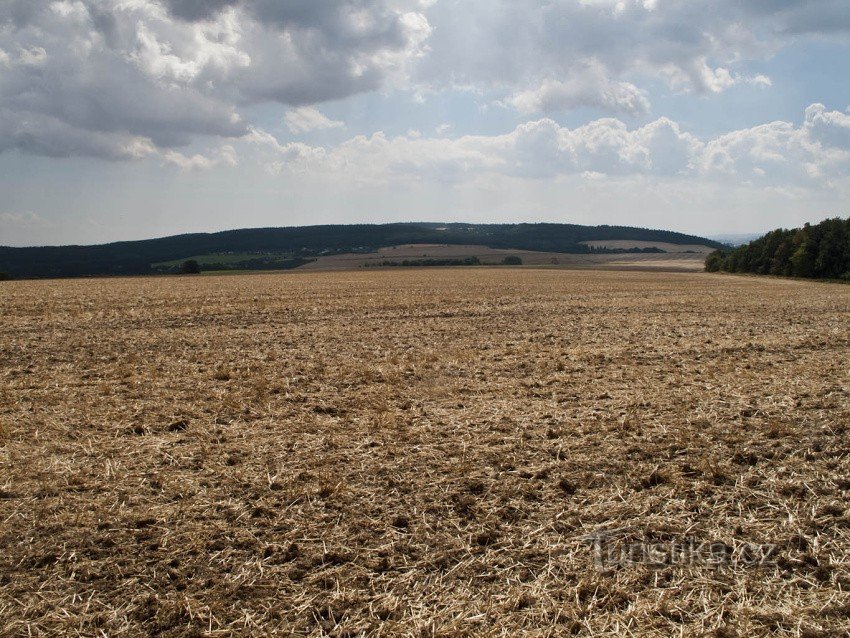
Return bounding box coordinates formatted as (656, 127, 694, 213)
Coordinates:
(0, 222, 724, 279)
(705, 217, 850, 281)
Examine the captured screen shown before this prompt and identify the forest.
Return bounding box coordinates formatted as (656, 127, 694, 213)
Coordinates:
(705, 217, 850, 280)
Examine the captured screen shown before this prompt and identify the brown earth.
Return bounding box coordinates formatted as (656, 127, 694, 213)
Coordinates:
(1, 269, 849, 636)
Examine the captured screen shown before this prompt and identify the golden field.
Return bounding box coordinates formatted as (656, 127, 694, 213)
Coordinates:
(1, 268, 849, 637)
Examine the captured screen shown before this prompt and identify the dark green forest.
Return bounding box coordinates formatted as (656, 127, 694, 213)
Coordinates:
(705, 217, 850, 280)
(0, 222, 722, 279)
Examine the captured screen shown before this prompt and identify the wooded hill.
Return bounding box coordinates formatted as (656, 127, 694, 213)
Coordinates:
(0, 223, 722, 279)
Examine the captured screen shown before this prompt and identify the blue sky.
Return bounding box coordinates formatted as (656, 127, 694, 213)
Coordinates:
(1, 0, 850, 246)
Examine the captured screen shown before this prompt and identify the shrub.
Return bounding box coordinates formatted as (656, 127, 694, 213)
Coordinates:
(0, 272, 9, 281)
(502, 255, 523, 265)
(180, 259, 201, 274)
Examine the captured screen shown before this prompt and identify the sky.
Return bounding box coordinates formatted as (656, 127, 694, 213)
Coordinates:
(1, 1, 850, 246)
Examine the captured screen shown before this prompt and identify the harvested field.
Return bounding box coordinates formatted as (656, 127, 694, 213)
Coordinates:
(1, 269, 849, 637)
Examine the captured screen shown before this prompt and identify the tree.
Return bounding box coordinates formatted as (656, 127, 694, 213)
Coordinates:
(180, 259, 201, 274)
(770, 239, 793, 276)
(502, 255, 523, 265)
(704, 251, 724, 272)
(790, 229, 816, 278)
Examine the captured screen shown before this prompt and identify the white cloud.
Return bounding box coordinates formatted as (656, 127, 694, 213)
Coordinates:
(804, 103, 850, 150)
(251, 114, 700, 182)
(505, 63, 650, 115)
(132, 22, 200, 83)
(680, 105, 850, 188)
(162, 151, 215, 170)
(162, 144, 239, 170)
(284, 107, 344, 134)
(245, 105, 850, 192)
(245, 126, 328, 173)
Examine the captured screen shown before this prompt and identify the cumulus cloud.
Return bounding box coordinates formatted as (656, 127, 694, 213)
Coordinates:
(162, 144, 238, 170)
(0, 0, 430, 160)
(699, 104, 850, 187)
(247, 105, 850, 191)
(0, 0, 847, 166)
(250, 114, 701, 182)
(505, 64, 650, 115)
(416, 0, 847, 114)
(285, 107, 345, 134)
(804, 103, 850, 150)
(234, 3, 432, 106)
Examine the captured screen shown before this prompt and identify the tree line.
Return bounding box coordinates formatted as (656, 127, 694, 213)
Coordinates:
(705, 217, 850, 280)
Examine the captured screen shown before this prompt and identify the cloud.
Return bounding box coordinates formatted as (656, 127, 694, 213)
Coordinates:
(696, 104, 850, 188)
(245, 126, 328, 173)
(0, 109, 159, 160)
(804, 103, 850, 150)
(415, 0, 848, 114)
(0, 0, 430, 160)
(505, 63, 650, 115)
(251, 113, 700, 182)
(284, 107, 345, 134)
(162, 144, 238, 170)
(233, 3, 432, 105)
(0, 0, 847, 166)
(164, 0, 239, 22)
(0, 211, 53, 228)
(246, 105, 850, 191)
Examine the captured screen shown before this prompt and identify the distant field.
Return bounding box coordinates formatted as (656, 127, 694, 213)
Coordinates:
(150, 243, 709, 274)
(301, 243, 708, 272)
(579, 240, 716, 254)
(1, 269, 849, 636)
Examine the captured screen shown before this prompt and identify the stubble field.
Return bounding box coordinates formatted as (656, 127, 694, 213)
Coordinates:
(1, 268, 849, 637)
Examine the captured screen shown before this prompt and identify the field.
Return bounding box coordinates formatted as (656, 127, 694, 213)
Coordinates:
(301, 244, 708, 272)
(577, 240, 715, 254)
(1, 269, 849, 637)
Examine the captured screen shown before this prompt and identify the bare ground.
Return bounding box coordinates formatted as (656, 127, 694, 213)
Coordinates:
(1, 269, 849, 637)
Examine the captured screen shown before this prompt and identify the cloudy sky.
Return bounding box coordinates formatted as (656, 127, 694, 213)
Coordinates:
(2, 0, 850, 246)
